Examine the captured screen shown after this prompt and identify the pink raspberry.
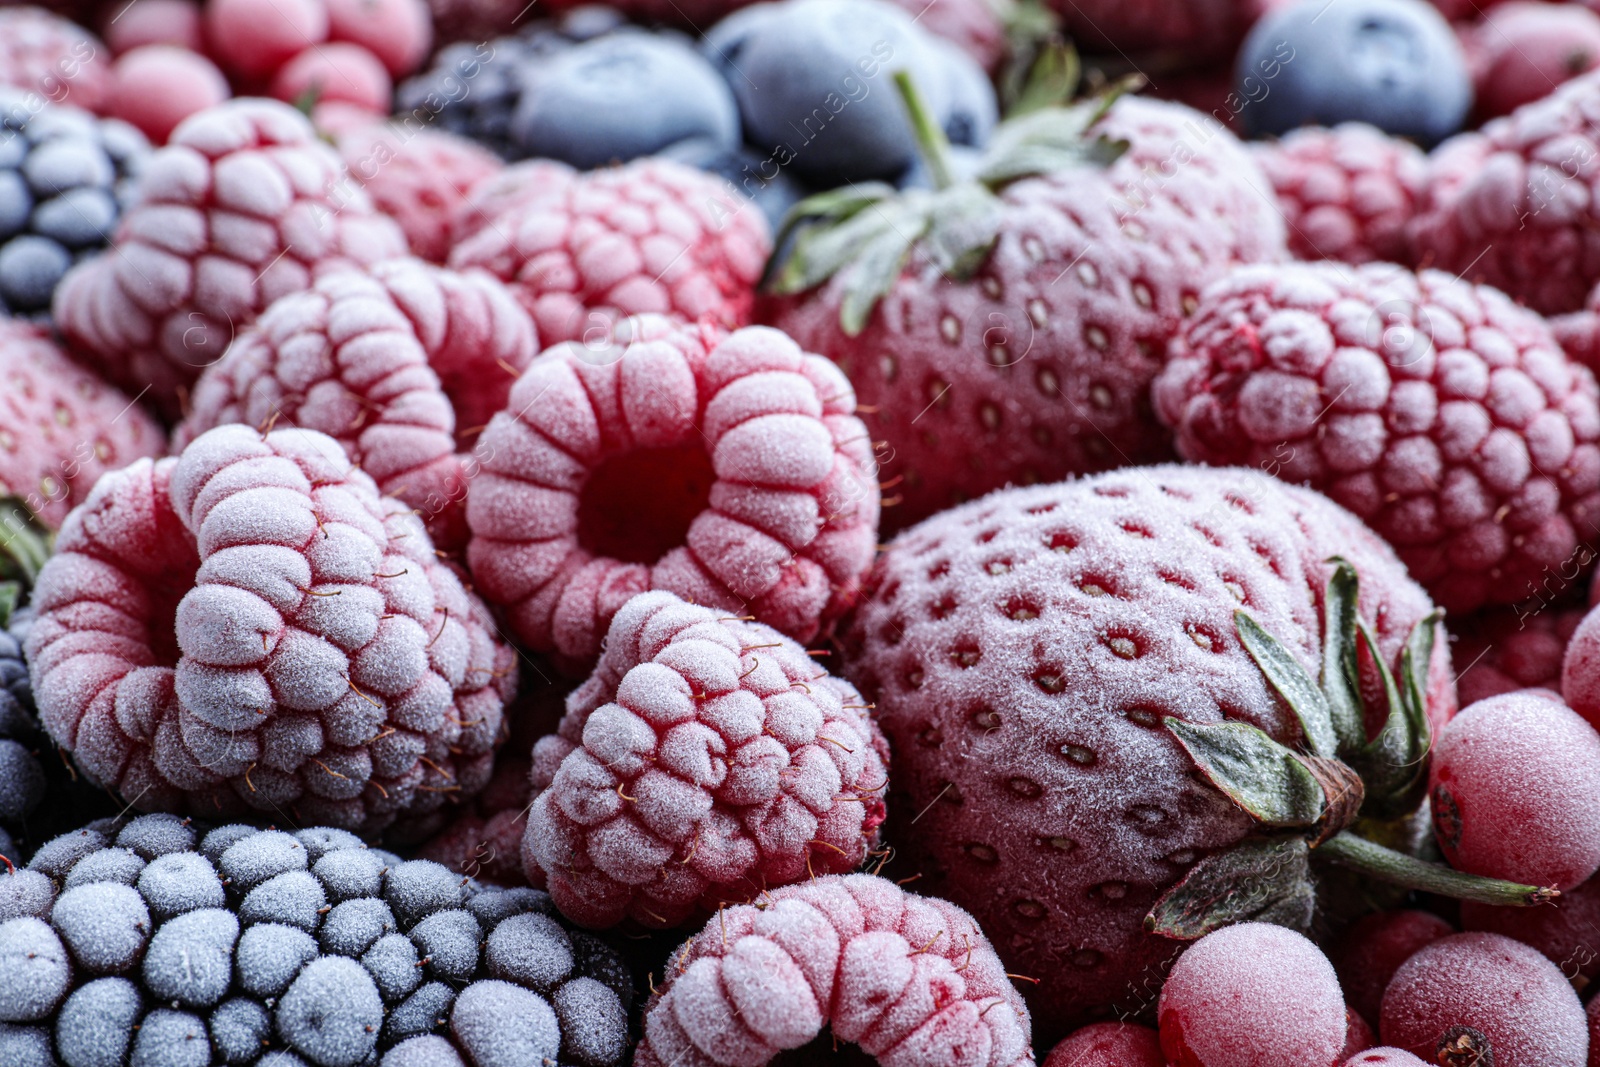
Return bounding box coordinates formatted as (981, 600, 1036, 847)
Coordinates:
(465, 316, 879, 674)
(174, 259, 538, 553)
(416, 753, 535, 884)
(1551, 281, 1600, 376)
(1154, 262, 1600, 614)
(1251, 123, 1428, 265)
(1334, 910, 1455, 1033)
(101, 0, 205, 54)
(448, 158, 770, 347)
(52, 98, 408, 420)
(0, 319, 165, 530)
(451, 159, 577, 244)
(105, 44, 230, 144)
(522, 591, 888, 928)
(1430, 691, 1600, 890)
(25, 424, 516, 835)
(270, 42, 392, 114)
(1467, 2, 1600, 118)
(633, 873, 1033, 1067)
(204, 0, 328, 81)
(1452, 604, 1586, 707)
(1042, 1024, 1163, 1067)
(0, 8, 109, 114)
(333, 121, 502, 264)
(324, 0, 432, 78)
(1462, 869, 1600, 982)
(1380, 932, 1587, 1067)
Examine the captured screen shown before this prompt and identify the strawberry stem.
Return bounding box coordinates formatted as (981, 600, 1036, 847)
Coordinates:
(1320, 831, 1558, 907)
(892, 70, 954, 191)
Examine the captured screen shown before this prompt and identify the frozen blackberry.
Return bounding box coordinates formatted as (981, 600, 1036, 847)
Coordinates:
(13, 820, 632, 1066)
(0, 89, 147, 317)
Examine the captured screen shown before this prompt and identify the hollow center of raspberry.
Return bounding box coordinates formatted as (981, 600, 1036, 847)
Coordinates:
(148, 564, 199, 668)
(577, 443, 716, 565)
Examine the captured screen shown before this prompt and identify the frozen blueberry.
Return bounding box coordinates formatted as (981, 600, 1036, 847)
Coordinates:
(0, 235, 71, 310)
(321, 897, 398, 957)
(1237, 0, 1471, 144)
(313, 848, 385, 903)
(20, 138, 114, 195)
(485, 912, 571, 993)
(51, 882, 152, 974)
(0, 868, 52, 922)
(510, 32, 740, 169)
(138, 852, 226, 919)
(211, 997, 273, 1065)
(382, 1034, 466, 1067)
(698, 2, 781, 83)
(362, 932, 422, 1002)
(294, 827, 365, 862)
(141, 907, 239, 1006)
(383, 861, 463, 928)
(115, 814, 197, 859)
(219, 830, 309, 894)
(384, 982, 455, 1045)
(0, 1022, 53, 1067)
(0, 740, 43, 822)
(55, 977, 142, 1067)
(30, 185, 117, 247)
(129, 1008, 209, 1067)
(235, 922, 319, 1000)
(660, 137, 808, 232)
(552, 977, 627, 1067)
(63, 846, 146, 888)
(0, 917, 70, 1021)
(241, 870, 327, 932)
(450, 980, 560, 1067)
(277, 956, 383, 1067)
(410, 909, 480, 982)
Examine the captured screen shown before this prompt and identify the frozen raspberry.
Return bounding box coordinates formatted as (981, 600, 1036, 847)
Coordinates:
(332, 121, 502, 264)
(1429, 691, 1600, 890)
(1468, 2, 1600, 118)
(12, 819, 631, 1065)
(102, 0, 205, 54)
(634, 872, 1032, 1067)
(1452, 604, 1586, 707)
(1381, 931, 1587, 1067)
(1251, 123, 1428, 265)
(1043, 1023, 1163, 1067)
(1462, 870, 1600, 982)
(1345, 1051, 1431, 1067)
(205, 0, 329, 81)
(324, 0, 432, 77)
(0, 319, 164, 530)
(522, 591, 888, 928)
(26, 424, 516, 835)
(174, 259, 537, 553)
(271, 43, 393, 114)
(51, 98, 408, 420)
(1410, 69, 1600, 315)
(105, 45, 230, 144)
(843, 465, 1452, 1028)
(449, 157, 769, 347)
(465, 316, 879, 673)
(452, 159, 578, 244)
(1155, 261, 1600, 614)
(1158, 923, 1347, 1067)
(1334, 909, 1455, 1032)
(0, 9, 109, 114)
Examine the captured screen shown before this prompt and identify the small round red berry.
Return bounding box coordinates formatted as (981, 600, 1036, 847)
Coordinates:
(106, 45, 229, 143)
(205, 0, 329, 80)
(270, 42, 390, 113)
(1333, 909, 1454, 1031)
(323, 0, 430, 77)
(1044, 1022, 1163, 1067)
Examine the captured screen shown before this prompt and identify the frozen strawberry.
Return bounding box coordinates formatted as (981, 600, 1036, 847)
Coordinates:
(1251, 123, 1427, 265)
(766, 83, 1285, 530)
(1430, 691, 1600, 890)
(450, 157, 769, 347)
(0, 319, 164, 530)
(0, 8, 109, 114)
(324, 0, 432, 77)
(1334, 909, 1455, 1032)
(1043, 1023, 1163, 1067)
(465, 315, 878, 674)
(1410, 69, 1600, 315)
(1453, 604, 1586, 707)
(105, 45, 230, 144)
(522, 591, 888, 927)
(1154, 262, 1600, 614)
(633, 873, 1034, 1067)
(270, 43, 392, 114)
(26, 424, 516, 835)
(102, 0, 204, 54)
(175, 259, 537, 553)
(205, 0, 329, 81)
(332, 121, 502, 264)
(1468, 2, 1600, 118)
(1381, 932, 1587, 1067)
(1159, 923, 1347, 1067)
(843, 465, 1459, 1028)
(1462, 870, 1600, 982)
(52, 98, 408, 420)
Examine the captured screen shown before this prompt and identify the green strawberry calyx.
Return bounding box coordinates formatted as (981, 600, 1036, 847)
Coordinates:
(1147, 560, 1557, 941)
(0, 497, 50, 627)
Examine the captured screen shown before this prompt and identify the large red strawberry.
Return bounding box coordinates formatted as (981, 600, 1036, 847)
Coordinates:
(763, 77, 1285, 530)
(843, 465, 1553, 1033)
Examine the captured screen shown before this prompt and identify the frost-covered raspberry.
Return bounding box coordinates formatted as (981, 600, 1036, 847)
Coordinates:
(1251, 123, 1427, 265)
(51, 98, 407, 420)
(27, 425, 515, 835)
(1043, 1023, 1163, 1067)
(4, 816, 631, 1066)
(634, 872, 1033, 1067)
(1452, 603, 1585, 706)
(1380, 931, 1587, 1067)
(1462, 869, 1600, 982)
(0, 9, 109, 114)
(175, 260, 537, 553)
(1155, 262, 1600, 613)
(448, 158, 769, 347)
(466, 316, 878, 673)
(1158, 923, 1347, 1067)
(332, 122, 502, 264)
(0, 319, 164, 530)
(523, 591, 888, 928)
(1333, 909, 1454, 1032)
